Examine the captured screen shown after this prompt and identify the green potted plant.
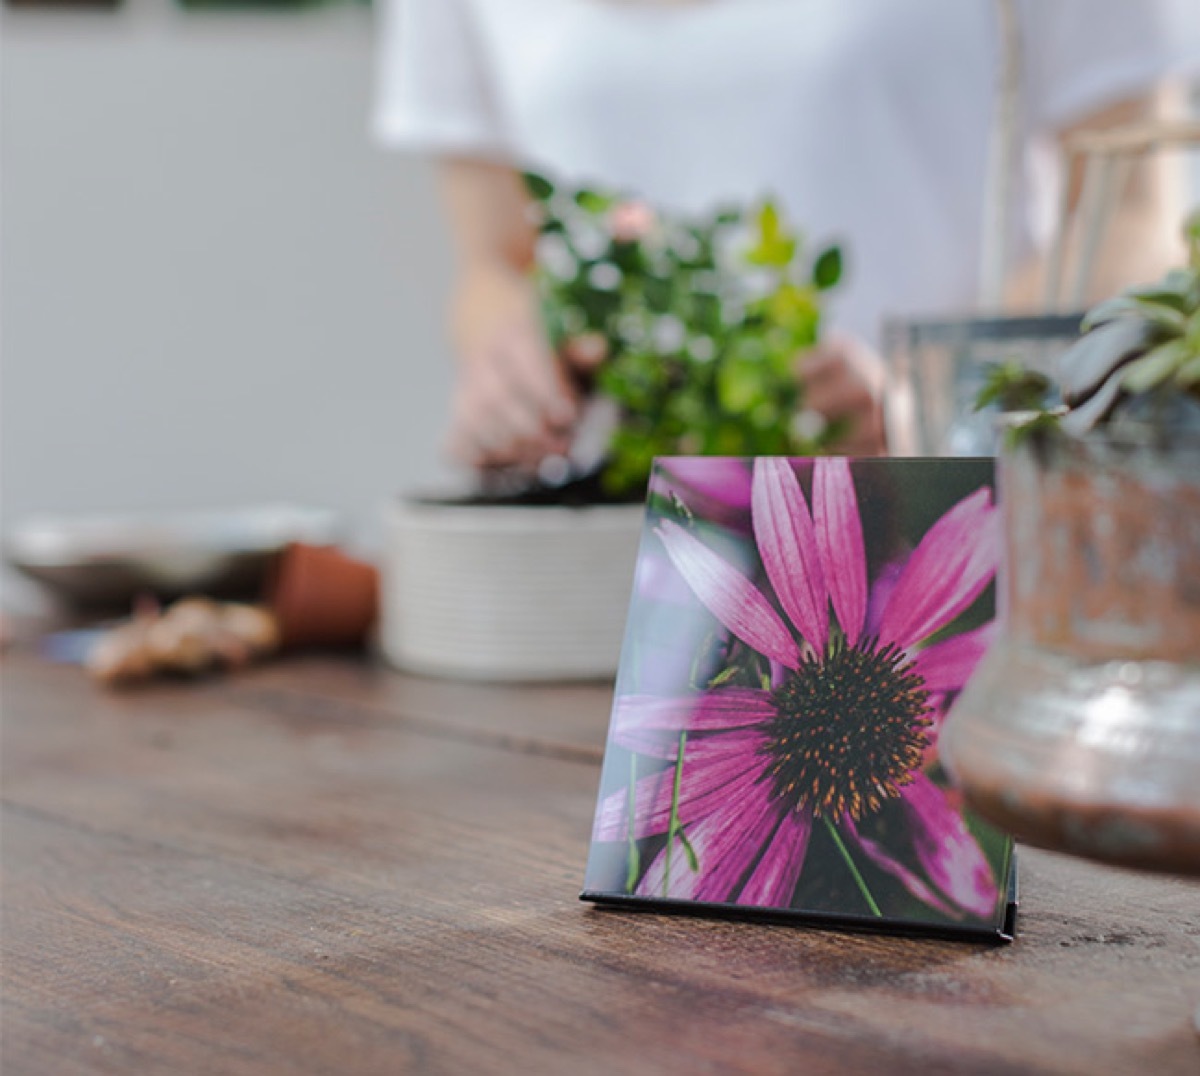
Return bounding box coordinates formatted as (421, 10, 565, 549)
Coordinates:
(525, 172, 845, 495)
(940, 209, 1200, 875)
(381, 177, 844, 681)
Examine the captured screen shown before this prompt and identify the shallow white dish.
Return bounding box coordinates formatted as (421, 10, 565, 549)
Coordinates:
(6, 504, 339, 609)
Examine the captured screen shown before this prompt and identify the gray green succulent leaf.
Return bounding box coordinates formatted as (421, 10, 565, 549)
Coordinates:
(1079, 294, 1187, 334)
(1120, 338, 1194, 395)
(1056, 319, 1160, 408)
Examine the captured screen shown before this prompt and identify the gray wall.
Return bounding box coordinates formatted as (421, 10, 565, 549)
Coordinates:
(1, 0, 455, 610)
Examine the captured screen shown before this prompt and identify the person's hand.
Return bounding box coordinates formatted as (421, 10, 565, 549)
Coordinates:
(446, 266, 580, 470)
(798, 330, 888, 456)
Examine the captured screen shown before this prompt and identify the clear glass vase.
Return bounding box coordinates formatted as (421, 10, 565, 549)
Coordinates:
(940, 429, 1200, 875)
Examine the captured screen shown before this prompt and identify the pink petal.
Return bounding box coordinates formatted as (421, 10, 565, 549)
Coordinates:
(638, 777, 779, 901)
(632, 545, 699, 609)
(592, 732, 765, 841)
(899, 774, 999, 920)
(738, 807, 812, 908)
(812, 458, 867, 646)
(612, 690, 775, 757)
(865, 559, 905, 638)
(751, 458, 829, 652)
(657, 519, 801, 668)
(878, 488, 1000, 649)
(840, 814, 959, 919)
(911, 622, 998, 696)
(768, 659, 788, 689)
(651, 457, 753, 510)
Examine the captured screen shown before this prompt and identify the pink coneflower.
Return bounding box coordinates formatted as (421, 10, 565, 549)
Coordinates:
(594, 458, 1001, 920)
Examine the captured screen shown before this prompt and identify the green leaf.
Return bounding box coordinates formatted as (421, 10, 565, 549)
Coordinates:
(1120, 262, 1200, 307)
(712, 420, 751, 455)
(759, 200, 782, 246)
(578, 287, 621, 324)
(679, 226, 717, 270)
(643, 275, 673, 314)
(766, 283, 819, 333)
(745, 199, 798, 268)
(689, 293, 723, 335)
(1120, 337, 1193, 395)
(600, 426, 659, 497)
(812, 245, 843, 291)
(1162, 266, 1200, 295)
(707, 665, 739, 687)
(575, 188, 615, 214)
(1057, 319, 1159, 406)
(1003, 410, 1063, 449)
(677, 828, 700, 874)
(1081, 295, 1187, 335)
(974, 361, 1052, 413)
(746, 239, 797, 269)
(1186, 308, 1200, 352)
(609, 239, 644, 274)
(716, 356, 767, 413)
(522, 171, 554, 202)
(1174, 352, 1200, 388)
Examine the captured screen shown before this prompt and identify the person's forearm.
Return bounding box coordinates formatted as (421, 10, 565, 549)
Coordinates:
(438, 158, 538, 277)
(432, 157, 578, 469)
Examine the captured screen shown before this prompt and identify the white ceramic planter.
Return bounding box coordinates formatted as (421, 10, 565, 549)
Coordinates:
(381, 498, 645, 682)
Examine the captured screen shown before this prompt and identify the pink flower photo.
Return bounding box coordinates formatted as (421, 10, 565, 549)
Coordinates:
(584, 457, 1014, 936)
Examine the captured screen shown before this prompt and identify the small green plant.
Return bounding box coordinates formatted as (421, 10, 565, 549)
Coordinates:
(990, 208, 1200, 445)
(973, 361, 1054, 415)
(525, 172, 844, 497)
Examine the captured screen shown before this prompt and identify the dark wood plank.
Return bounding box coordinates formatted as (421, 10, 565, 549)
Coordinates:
(219, 653, 613, 761)
(2, 653, 1198, 1075)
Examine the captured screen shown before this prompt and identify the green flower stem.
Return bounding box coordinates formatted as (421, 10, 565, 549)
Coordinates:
(625, 752, 640, 894)
(822, 815, 882, 918)
(688, 631, 713, 690)
(663, 731, 688, 898)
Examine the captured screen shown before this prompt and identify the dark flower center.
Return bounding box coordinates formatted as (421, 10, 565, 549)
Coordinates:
(760, 637, 932, 821)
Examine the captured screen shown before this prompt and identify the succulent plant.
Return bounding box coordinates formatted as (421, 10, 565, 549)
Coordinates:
(1052, 208, 1200, 438)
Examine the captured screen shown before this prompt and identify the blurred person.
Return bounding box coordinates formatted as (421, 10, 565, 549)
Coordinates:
(374, 0, 1200, 472)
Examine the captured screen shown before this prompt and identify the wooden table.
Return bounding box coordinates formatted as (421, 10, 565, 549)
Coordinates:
(3, 651, 1198, 1075)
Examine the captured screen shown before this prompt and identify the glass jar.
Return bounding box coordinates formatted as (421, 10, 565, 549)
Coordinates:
(882, 313, 1082, 457)
(940, 429, 1200, 876)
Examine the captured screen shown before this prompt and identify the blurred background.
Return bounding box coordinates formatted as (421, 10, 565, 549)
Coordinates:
(2, 0, 1199, 615)
(2, 0, 455, 612)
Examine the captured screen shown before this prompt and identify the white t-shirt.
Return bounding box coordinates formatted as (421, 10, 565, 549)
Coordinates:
(374, 0, 1199, 344)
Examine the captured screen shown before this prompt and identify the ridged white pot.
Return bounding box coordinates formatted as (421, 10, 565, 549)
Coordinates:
(381, 498, 644, 681)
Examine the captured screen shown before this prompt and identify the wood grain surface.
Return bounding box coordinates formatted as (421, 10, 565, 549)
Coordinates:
(2, 651, 1198, 1075)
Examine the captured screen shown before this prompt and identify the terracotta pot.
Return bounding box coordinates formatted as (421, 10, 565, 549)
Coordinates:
(267, 543, 379, 650)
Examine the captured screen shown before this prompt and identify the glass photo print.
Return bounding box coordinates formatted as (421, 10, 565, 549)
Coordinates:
(582, 458, 1016, 941)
